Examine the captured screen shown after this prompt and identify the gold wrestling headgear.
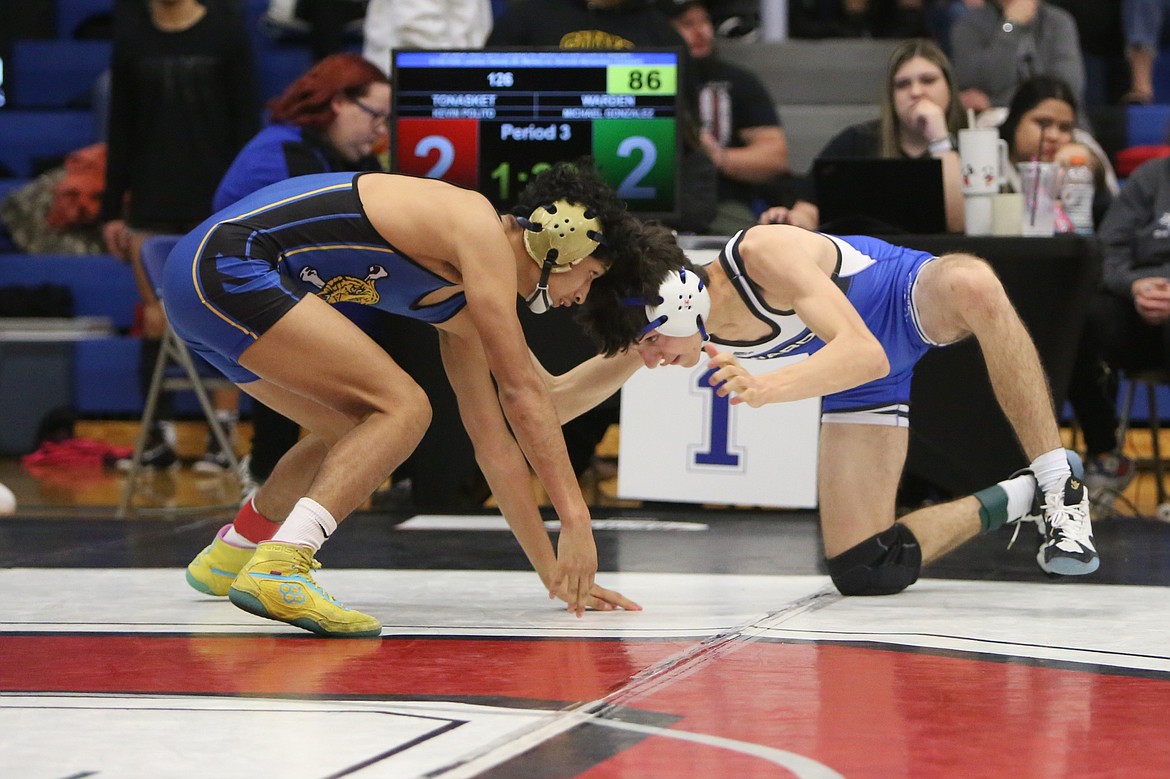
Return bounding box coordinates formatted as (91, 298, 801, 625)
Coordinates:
(519, 199, 606, 313)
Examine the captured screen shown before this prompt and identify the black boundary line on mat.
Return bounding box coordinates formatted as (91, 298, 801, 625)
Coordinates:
(743, 633, 1170, 681)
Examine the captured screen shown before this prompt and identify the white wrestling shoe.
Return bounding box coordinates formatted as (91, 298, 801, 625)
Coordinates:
(1034, 474, 1099, 575)
(1006, 451, 1097, 575)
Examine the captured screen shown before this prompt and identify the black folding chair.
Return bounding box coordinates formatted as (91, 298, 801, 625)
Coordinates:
(1115, 369, 1170, 510)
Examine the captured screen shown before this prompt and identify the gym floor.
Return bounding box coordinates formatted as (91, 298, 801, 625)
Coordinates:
(2, 426, 1170, 777)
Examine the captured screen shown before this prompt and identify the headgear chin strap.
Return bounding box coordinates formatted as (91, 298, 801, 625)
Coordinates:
(623, 268, 711, 341)
(519, 199, 605, 314)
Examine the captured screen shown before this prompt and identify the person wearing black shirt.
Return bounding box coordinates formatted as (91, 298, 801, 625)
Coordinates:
(662, 0, 802, 234)
(101, 0, 259, 468)
(488, 0, 683, 50)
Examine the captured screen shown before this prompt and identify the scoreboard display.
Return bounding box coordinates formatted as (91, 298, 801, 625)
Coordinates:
(391, 49, 681, 220)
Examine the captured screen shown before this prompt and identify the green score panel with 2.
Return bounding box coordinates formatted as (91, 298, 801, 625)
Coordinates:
(394, 116, 676, 214)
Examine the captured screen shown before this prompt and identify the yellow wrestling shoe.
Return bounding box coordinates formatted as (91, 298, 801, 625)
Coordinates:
(227, 542, 382, 638)
(185, 524, 256, 596)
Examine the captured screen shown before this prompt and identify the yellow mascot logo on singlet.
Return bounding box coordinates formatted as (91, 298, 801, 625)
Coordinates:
(299, 265, 388, 305)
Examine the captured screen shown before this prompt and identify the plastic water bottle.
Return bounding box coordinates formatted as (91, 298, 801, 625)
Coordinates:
(1060, 155, 1095, 236)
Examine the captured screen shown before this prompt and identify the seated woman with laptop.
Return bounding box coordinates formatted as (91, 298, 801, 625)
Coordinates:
(759, 38, 965, 234)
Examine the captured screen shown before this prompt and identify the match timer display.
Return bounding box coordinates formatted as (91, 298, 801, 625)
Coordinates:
(391, 49, 680, 218)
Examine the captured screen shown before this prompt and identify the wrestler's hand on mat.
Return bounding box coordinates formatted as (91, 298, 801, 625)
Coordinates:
(552, 581, 642, 613)
(704, 342, 770, 407)
(550, 521, 598, 617)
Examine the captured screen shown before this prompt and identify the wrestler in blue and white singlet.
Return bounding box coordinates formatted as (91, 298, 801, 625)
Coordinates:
(162, 172, 467, 383)
(712, 228, 949, 427)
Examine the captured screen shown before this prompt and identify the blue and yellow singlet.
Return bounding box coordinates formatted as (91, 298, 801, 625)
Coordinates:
(162, 172, 467, 382)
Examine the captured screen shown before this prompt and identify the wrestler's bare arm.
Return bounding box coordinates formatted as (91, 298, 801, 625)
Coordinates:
(707, 226, 889, 407)
(530, 349, 644, 424)
(421, 187, 599, 614)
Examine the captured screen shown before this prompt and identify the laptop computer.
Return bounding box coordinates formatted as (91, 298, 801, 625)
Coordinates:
(813, 157, 947, 234)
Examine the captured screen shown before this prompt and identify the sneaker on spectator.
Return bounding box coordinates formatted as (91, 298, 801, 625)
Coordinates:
(192, 432, 233, 474)
(115, 421, 178, 471)
(1083, 452, 1135, 498)
(192, 449, 232, 473)
(114, 437, 178, 472)
(236, 453, 261, 505)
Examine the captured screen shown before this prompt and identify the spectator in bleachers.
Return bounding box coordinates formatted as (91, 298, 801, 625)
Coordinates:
(927, 0, 978, 54)
(661, 0, 797, 233)
(759, 38, 965, 233)
(488, 0, 682, 49)
(1064, 154, 1170, 503)
(1122, 0, 1169, 104)
(261, 0, 367, 61)
(1047, 0, 1126, 106)
(362, 0, 492, 75)
(213, 52, 389, 496)
(950, 0, 1085, 114)
(790, 0, 934, 38)
(101, 0, 259, 469)
(997, 74, 1118, 216)
(1, 144, 108, 255)
(839, 0, 930, 38)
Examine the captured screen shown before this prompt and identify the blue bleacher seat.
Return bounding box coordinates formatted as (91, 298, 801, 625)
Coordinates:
(1128, 105, 1170, 148)
(56, 0, 114, 39)
(1156, 47, 1170, 105)
(258, 46, 315, 102)
(0, 254, 138, 331)
(73, 337, 142, 415)
(0, 110, 97, 178)
(74, 335, 245, 417)
(241, 0, 272, 31)
(0, 252, 141, 416)
(0, 179, 31, 202)
(10, 40, 112, 109)
(1121, 379, 1170, 426)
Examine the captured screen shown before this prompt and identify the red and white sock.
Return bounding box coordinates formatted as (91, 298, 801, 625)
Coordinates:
(223, 497, 280, 548)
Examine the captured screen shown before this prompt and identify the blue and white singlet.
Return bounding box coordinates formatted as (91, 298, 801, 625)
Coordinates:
(712, 228, 943, 426)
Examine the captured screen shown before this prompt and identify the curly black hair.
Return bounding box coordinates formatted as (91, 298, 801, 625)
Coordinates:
(576, 219, 705, 356)
(513, 157, 638, 267)
(515, 159, 704, 353)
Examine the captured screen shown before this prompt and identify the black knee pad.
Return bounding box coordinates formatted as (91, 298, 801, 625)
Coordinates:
(825, 523, 922, 596)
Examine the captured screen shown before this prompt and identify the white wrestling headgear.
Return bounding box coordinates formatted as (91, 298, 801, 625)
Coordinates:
(518, 199, 606, 314)
(626, 267, 711, 340)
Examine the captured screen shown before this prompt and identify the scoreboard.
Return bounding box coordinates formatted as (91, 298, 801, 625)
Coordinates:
(391, 49, 681, 219)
